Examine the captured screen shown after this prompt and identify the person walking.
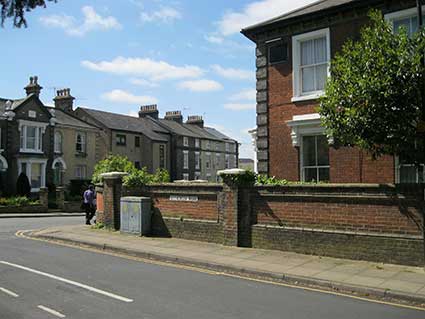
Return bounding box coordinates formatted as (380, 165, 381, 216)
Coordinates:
(83, 184, 96, 225)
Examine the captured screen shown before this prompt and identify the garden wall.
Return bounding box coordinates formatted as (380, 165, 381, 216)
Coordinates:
(97, 173, 424, 266)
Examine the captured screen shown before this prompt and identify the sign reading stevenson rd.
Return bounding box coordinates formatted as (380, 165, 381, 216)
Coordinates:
(169, 195, 198, 202)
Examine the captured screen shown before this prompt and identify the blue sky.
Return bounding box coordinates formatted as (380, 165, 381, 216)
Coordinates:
(1, 0, 315, 158)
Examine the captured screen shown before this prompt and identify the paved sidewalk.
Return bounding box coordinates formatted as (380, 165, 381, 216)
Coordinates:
(28, 225, 425, 305)
(0, 212, 84, 218)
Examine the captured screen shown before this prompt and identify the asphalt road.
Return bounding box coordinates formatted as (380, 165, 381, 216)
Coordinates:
(0, 217, 423, 319)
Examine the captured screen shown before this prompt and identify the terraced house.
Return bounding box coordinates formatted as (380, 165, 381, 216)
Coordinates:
(0, 77, 98, 194)
(243, 0, 423, 184)
(151, 108, 238, 181)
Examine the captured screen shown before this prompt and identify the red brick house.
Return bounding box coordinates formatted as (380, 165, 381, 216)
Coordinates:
(242, 0, 423, 183)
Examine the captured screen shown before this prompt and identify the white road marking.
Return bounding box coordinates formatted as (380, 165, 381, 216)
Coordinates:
(0, 287, 19, 298)
(37, 305, 66, 318)
(0, 261, 133, 303)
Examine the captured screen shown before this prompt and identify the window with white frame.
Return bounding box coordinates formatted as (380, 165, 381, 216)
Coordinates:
(75, 132, 86, 153)
(19, 122, 45, 153)
(206, 140, 211, 150)
(195, 138, 200, 148)
(301, 135, 330, 182)
(215, 153, 220, 167)
(195, 152, 200, 170)
(225, 154, 230, 169)
(206, 152, 211, 169)
(54, 132, 63, 153)
(75, 165, 87, 179)
(183, 150, 189, 169)
(225, 143, 230, 152)
(292, 28, 330, 100)
(232, 155, 237, 168)
(215, 142, 219, 151)
(183, 173, 189, 181)
(385, 7, 425, 37)
(18, 159, 47, 191)
(183, 136, 189, 147)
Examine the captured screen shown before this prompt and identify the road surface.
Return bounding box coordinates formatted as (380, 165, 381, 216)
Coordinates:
(0, 217, 422, 318)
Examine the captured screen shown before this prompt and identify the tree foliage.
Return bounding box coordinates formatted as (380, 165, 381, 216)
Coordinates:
(16, 172, 31, 196)
(1, 0, 56, 27)
(92, 155, 170, 187)
(319, 10, 425, 162)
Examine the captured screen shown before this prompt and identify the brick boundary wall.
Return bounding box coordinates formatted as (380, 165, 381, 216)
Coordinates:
(123, 184, 224, 244)
(97, 172, 425, 266)
(250, 184, 424, 266)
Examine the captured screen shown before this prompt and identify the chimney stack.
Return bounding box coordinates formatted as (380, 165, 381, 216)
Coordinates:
(186, 115, 204, 128)
(164, 111, 183, 124)
(24, 76, 43, 97)
(54, 88, 75, 113)
(139, 104, 159, 119)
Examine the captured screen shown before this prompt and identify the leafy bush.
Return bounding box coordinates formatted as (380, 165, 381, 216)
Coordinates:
(255, 174, 288, 186)
(93, 155, 170, 187)
(0, 196, 39, 206)
(92, 155, 136, 184)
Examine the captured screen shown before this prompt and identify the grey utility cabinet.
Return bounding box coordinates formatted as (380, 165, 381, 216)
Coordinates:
(120, 197, 152, 236)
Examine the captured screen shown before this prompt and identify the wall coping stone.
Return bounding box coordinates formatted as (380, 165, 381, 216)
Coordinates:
(100, 172, 128, 179)
(218, 168, 247, 176)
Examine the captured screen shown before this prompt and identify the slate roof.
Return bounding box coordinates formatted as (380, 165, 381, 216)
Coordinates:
(204, 127, 236, 143)
(158, 119, 200, 138)
(78, 108, 169, 142)
(242, 0, 359, 34)
(0, 95, 33, 114)
(182, 123, 222, 141)
(45, 107, 97, 130)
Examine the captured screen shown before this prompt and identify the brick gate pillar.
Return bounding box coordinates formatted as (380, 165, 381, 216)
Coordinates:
(100, 172, 127, 230)
(219, 169, 253, 247)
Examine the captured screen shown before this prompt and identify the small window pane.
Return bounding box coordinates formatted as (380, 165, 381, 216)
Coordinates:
(301, 39, 314, 66)
(393, 18, 411, 35)
(269, 43, 288, 64)
(319, 168, 330, 182)
(304, 168, 317, 182)
(26, 127, 36, 149)
(302, 136, 316, 166)
(314, 37, 327, 63)
(316, 135, 330, 166)
(315, 64, 328, 91)
(400, 165, 417, 183)
(302, 66, 315, 93)
(31, 163, 42, 188)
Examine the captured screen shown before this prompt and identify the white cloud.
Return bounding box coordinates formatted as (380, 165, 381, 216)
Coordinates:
(40, 6, 121, 37)
(127, 110, 140, 117)
(102, 89, 158, 105)
(224, 103, 256, 111)
(229, 89, 256, 101)
(211, 64, 254, 80)
(129, 78, 159, 88)
(205, 34, 224, 44)
(81, 57, 204, 81)
(178, 79, 223, 92)
(217, 0, 316, 36)
(141, 6, 182, 23)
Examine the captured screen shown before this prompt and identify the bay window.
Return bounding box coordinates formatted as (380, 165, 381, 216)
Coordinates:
(292, 28, 330, 101)
(19, 121, 46, 153)
(18, 159, 47, 191)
